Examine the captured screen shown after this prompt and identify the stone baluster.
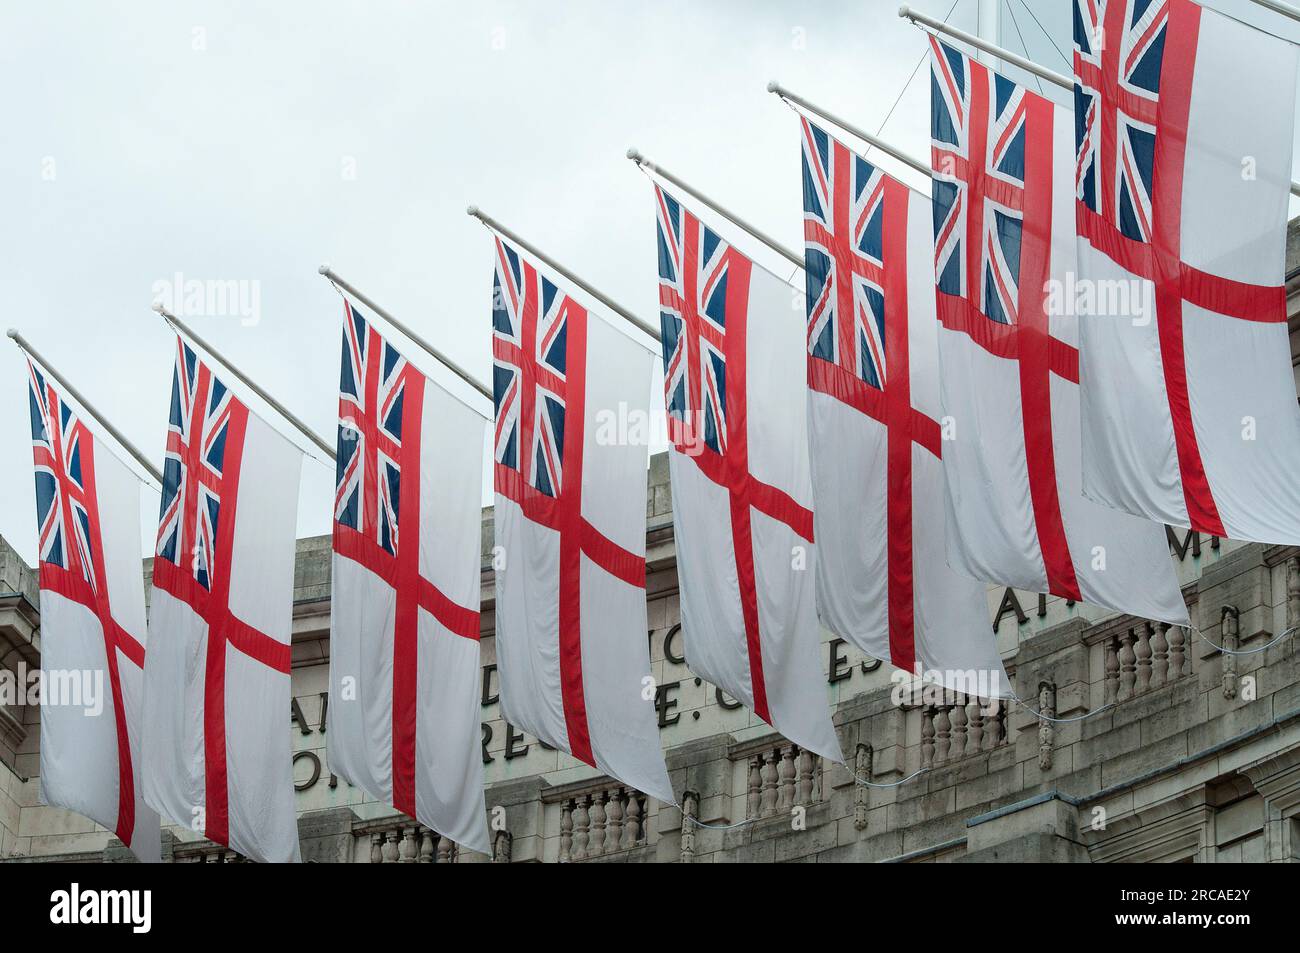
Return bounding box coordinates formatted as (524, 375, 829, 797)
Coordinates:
(1118, 630, 1136, 701)
(1168, 624, 1187, 680)
(622, 793, 642, 849)
(418, 827, 435, 863)
(966, 696, 984, 756)
(983, 699, 1004, 750)
(381, 829, 400, 864)
(369, 833, 383, 864)
(398, 826, 418, 863)
(680, 790, 698, 864)
(1134, 622, 1153, 694)
(1221, 606, 1239, 700)
(759, 751, 779, 817)
(853, 744, 871, 832)
(746, 757, 762, 820)
(605, 787, 624, 854)
(934, 703, 952, 764)
(588, 790, 607, 858)
(559, 800, 573, 863)
(777, 746, 796, 812)
(572, 795, 590, 861)
(436, 834, 454, 864)
(493, 830, 513, 863)
(796, 747, 815, 805)
(1103, 637, 1120, 704)
(950, 695, 968, 758)
(920, 706, 936, 769)
(1150, 622, 1169, 690)
(1288, 556, 1300, 631)
(1038, 682, 1056, 771)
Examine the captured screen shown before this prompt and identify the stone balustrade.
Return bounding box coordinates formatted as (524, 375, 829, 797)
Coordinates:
(1102, 621, 1188, 704)
(173, 842, 246, 863)
(355, 817, 459, 863)
(742, 742, 821, 820)
(919, 693, 1008, 769)
(557, 785, 648, 862)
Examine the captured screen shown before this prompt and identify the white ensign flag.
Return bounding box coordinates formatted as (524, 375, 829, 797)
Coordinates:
(26, 361, 161, 863)
(1074, 0, 1300, 544)
(654, 184, 843, 760)
(328, 301, 492, 855)
(143, 339, 302, 863)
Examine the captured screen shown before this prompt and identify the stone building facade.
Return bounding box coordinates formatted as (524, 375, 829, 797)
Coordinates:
(2, 450, 1299, 863)
(3, 226, 1300, 864)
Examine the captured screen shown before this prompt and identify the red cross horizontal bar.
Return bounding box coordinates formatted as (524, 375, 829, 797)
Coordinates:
(936, 295, 1080, 382)
(1077, 207, 1286, 321)
(333, 526, 480, 641)
(808, 359, 942, 458)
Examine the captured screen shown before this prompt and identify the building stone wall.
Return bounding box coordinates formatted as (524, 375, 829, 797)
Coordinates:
(3, 453, 1298, 863)
(2, 221, 1299, 863)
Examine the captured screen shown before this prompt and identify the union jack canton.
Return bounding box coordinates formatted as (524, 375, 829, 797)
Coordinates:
(931, 36, 1028, 326)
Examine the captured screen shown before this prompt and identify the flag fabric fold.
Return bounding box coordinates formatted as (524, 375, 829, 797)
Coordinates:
(799, 119, 1011, 699)
(655, 184, 844, 759)
(929, 38, 1188, 626)
(26, 361, 161, 863)
(327, 300, 492, 855)
(142, 337, 302, 863)
(491, 237, 674, 804)
(1073, 0, 1300, 544)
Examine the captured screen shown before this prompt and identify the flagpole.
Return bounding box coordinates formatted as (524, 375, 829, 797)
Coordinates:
(8, 329, 165, 486)
(898, 3, 1069, 88)
(626, 148, 805, 270)
(317, 265, 493, 403)
(1249, 0, 1300, 26)
(152, 304, 337, 461)
(767, 81, 932, 179)
(897, 3, 1300, 198)
(466, 205, 663, 344)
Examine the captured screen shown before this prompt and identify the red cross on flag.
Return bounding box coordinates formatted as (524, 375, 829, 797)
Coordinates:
(1074, 0, 1300, 544)
(928, 40, 1188, 626)
(327, 301, 492, 855)
(800, 122, 1009, 697)
(143, 338, 302, 863)
(656, 185, 843, 760)
(26, 361, 161, 863)
(490, 238, 674, 804)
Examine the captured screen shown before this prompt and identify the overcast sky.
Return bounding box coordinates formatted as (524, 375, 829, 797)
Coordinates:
(1, 0, 1294, 567)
